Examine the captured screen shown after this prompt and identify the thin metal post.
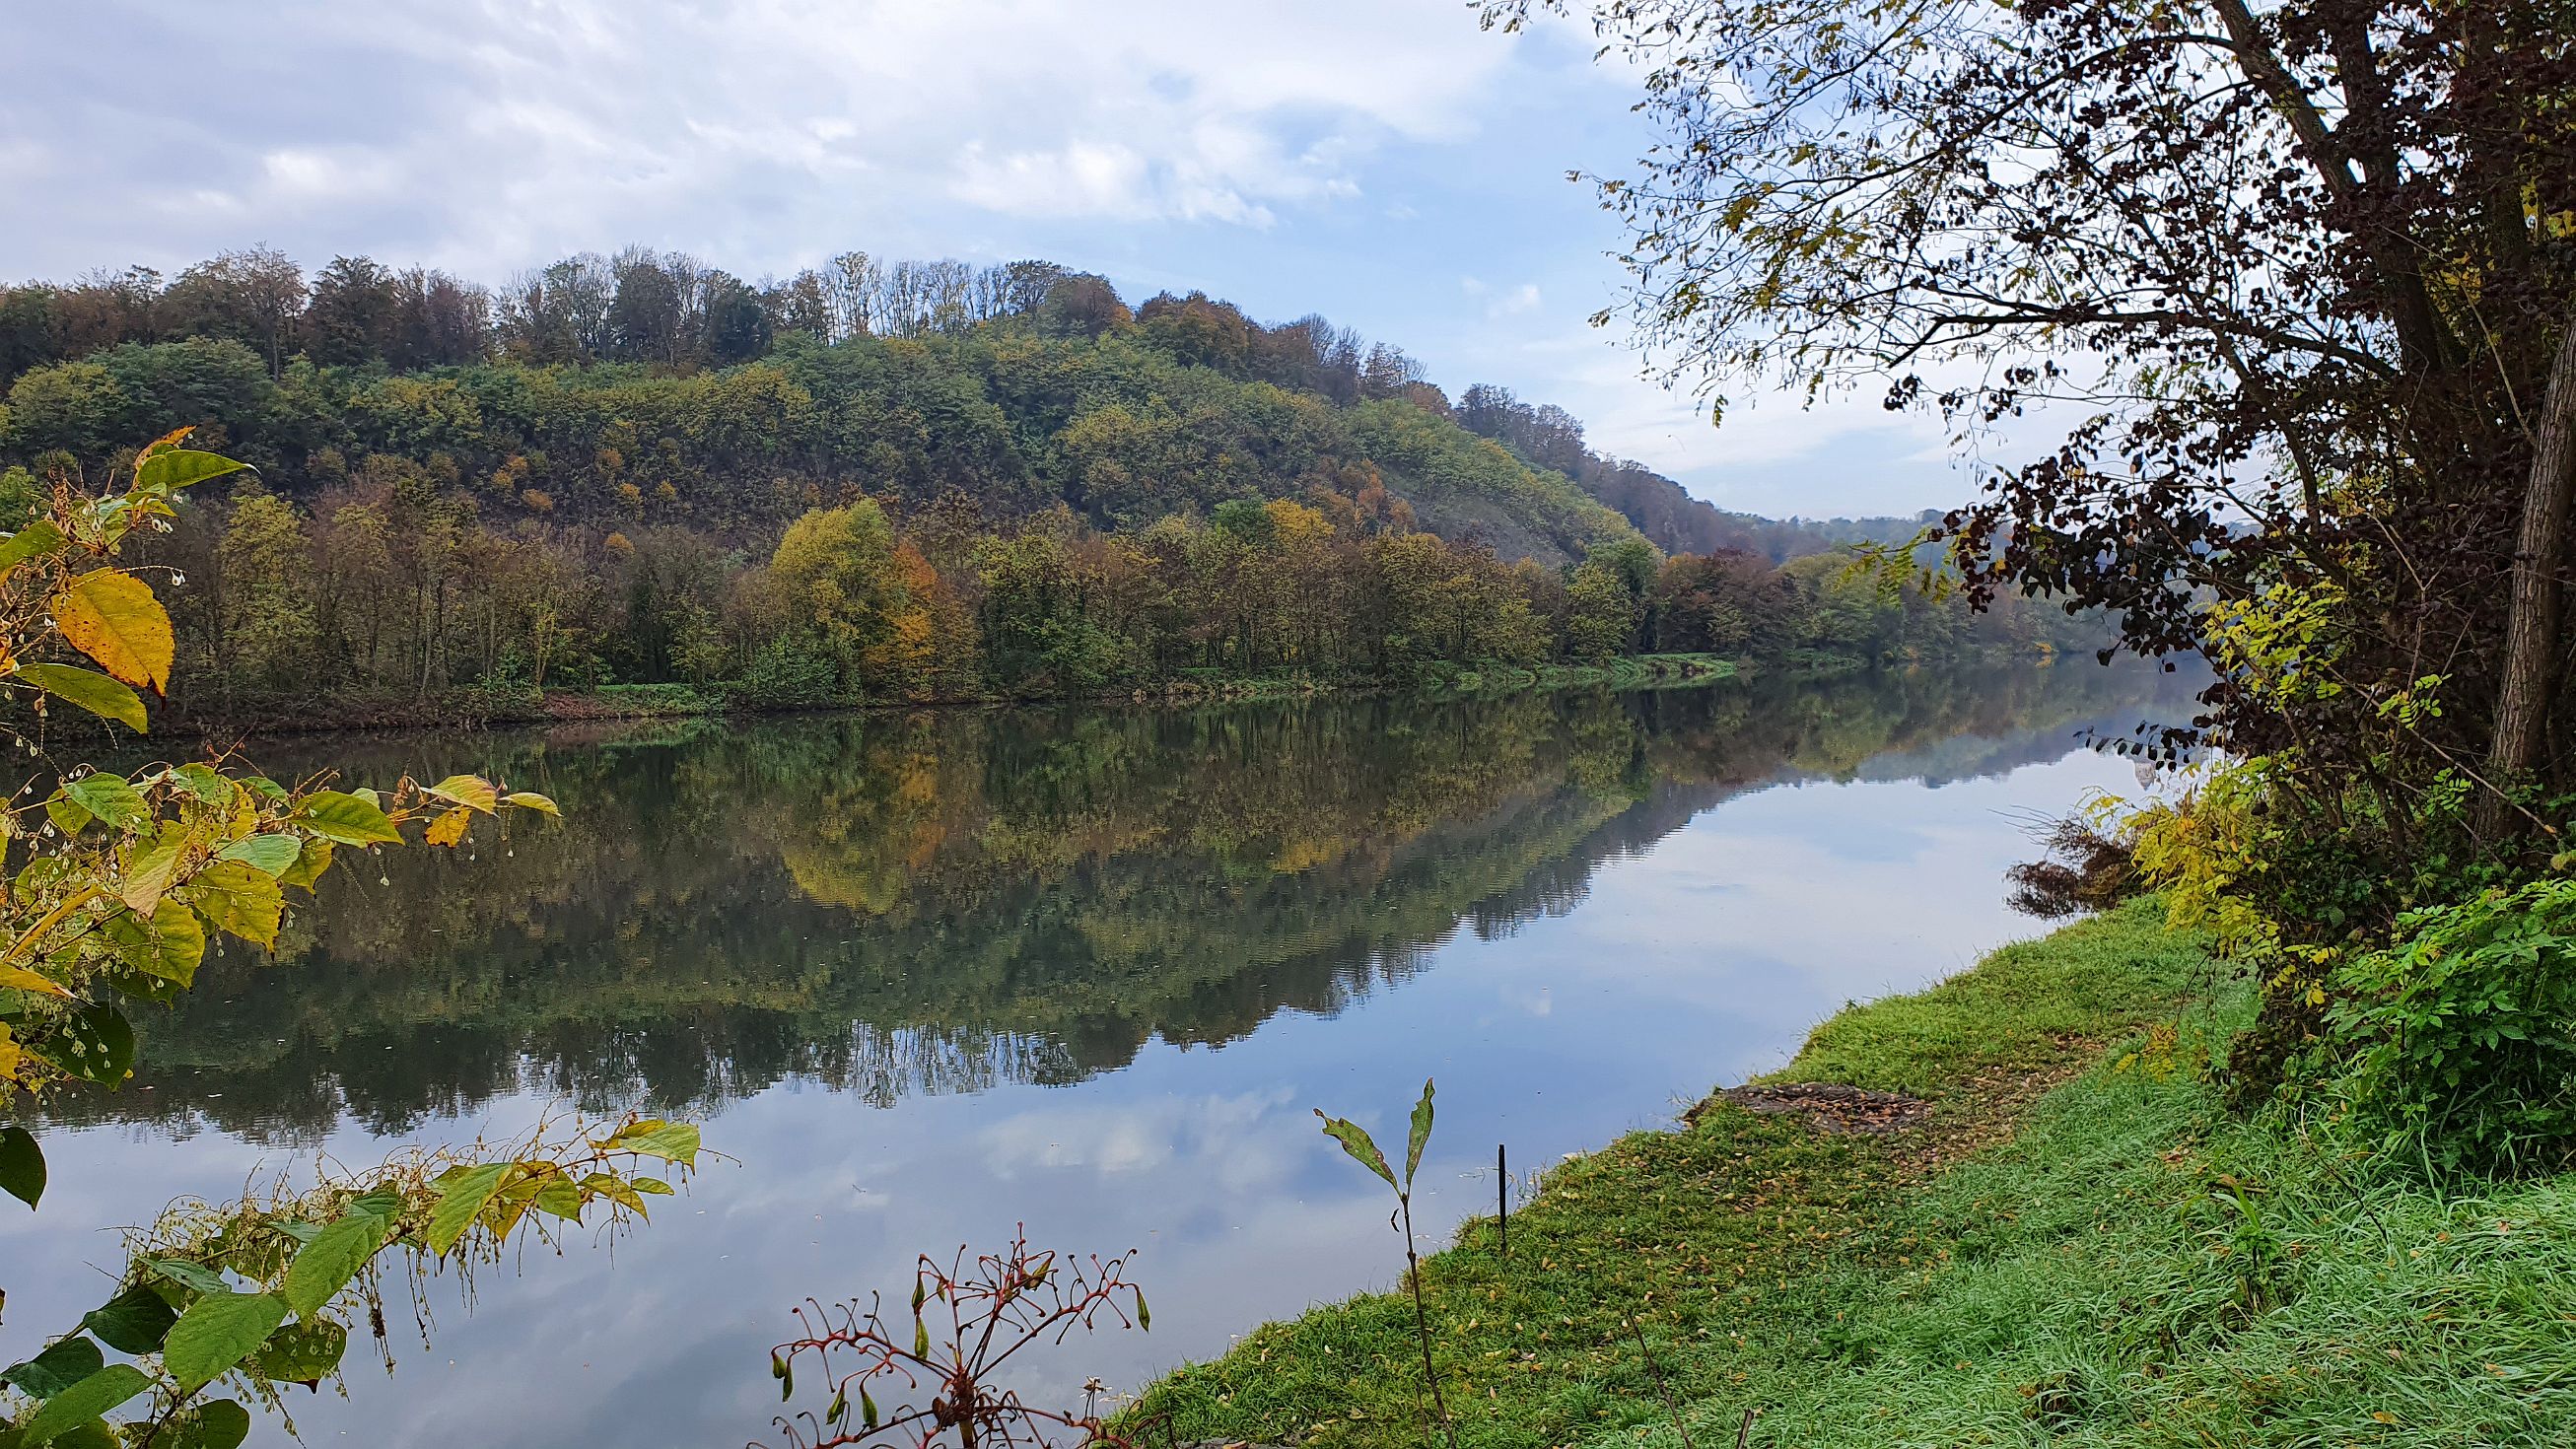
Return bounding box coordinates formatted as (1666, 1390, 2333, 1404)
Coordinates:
(1497, 1142, 1508, 1256)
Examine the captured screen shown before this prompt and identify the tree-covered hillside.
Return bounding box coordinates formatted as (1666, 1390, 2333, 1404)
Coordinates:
(0, 248, 1919, 564)
(0, 251, 2085, 716)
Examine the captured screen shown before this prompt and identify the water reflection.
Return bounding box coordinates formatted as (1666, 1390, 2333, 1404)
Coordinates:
(51, 664, 2168, 1141)
(5, 661, 2191, 1448)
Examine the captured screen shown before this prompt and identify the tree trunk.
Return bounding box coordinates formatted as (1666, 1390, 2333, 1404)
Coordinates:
(2484, 304, 2576, 829)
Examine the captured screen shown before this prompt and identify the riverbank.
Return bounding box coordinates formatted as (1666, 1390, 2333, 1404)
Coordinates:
(145, 654, 1745, 739)
(1131, 901, 2576, 1447)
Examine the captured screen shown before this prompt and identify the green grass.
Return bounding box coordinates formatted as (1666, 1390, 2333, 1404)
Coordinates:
(1133, 900, 2576, 1446)
(1428, 655, 1740, 696)
(1730, 1044, 2576, 1448)
(1127, 903, 2211, 1449)
(589, 681, 724, 715)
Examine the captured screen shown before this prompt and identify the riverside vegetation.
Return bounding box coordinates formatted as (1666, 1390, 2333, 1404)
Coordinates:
(0, 437, 696, 1448)
(21, 0, 2576, 1440)
(0, 431, 2143, 1446)
(0, 251, 2101, 727)
(1110, 1, 2576, 1446)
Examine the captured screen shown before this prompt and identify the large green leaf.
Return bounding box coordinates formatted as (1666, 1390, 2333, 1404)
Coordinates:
(1314, 1109, 1397, 1190)
(18, 1364, 151, 1446)
(104, 899, 205, 986)
(80, 1284, 178, 1355)
(1405, 1077, 1435, 1188)
(0, 1124, 41, 1208)
(16, 663, 147, 733)
(2, 1337, 103, 1397)
(162, 1400, 252, 1449)
(424, 1161, 512, 1256)
(214, 834, 302, 878)
(136, 448, 250, 494)
(291, 791, 400, 846)
(182, 862, 283, 948)
(604, 1119, 700, 1165)
(170, 763, 232, 803)
(163, 1291, 288, 1390)
(529, 1179, 584, 1221)
(31, 1005, 136, 1086)
(249, 1318, 346, 1385)
(61, 775, 148, 830)
(0, 519, 68, 576)
(281, 1212, 387, 1318)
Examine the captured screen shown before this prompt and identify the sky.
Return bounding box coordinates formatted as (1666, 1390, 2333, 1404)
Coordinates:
(3, 0, 1980, 519)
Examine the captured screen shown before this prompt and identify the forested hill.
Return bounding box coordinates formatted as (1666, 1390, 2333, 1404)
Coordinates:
(0, 247, 1920, 563)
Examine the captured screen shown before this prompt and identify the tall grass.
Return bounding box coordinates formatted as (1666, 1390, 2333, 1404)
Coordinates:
(1676, 1030, 2576, 1447)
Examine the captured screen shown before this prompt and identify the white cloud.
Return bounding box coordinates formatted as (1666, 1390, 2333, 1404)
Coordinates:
(4, 0, 1998, 517)
(1486, 281, 1542, 317)
(5, 0, 1523, 278)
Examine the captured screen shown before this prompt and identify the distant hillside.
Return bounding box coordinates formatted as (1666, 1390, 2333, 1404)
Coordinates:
(1451, 381, 1935, 560)
(0, 247, 1932, 563)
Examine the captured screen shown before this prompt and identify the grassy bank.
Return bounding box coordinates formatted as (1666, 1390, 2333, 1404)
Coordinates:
(154, 656, 1746, 737)
(1417, 654, 1736, 695)
(1131, 901, 2576, 1446)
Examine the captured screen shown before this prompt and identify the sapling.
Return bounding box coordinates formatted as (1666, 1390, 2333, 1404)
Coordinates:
(1315, 1078, 1458, 1449)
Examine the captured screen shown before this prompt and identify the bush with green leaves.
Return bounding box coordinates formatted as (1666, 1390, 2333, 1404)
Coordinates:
(1, 432, 699, 1448)
(2327, 877, 2576, 1174)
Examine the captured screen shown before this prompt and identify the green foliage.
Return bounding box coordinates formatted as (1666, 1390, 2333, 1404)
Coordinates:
(0, 250, 2104, 719)
(2327, 879, 2576, 1173)
(1315, 1079, 1457, 1449)
(0, 437, 696, 1447)
(1135, 903, 2212, 1449)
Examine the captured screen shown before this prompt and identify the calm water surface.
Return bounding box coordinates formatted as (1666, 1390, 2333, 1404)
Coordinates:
(3, 664, 2186, 1445)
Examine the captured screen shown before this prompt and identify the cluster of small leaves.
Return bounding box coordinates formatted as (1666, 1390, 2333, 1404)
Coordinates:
(2, 1115, 700, 1448)
(0, 757, 556, 1101)
(0, 433, 699, 1447)
(764, 1228, 1149, 1449)
(2327, 877, 2576, 1174)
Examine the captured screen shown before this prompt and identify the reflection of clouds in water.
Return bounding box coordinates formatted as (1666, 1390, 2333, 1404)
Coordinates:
(6, 673, 2200, 1446)
(1488, 750, 2152, 1083)
(980, 1087, 1300, 1185)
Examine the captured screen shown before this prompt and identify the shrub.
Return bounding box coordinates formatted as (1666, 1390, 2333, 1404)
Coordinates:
(2005, 815, 2139, 919)
(2328, 878, 2576, 1173)
(736, 636, 840, 709)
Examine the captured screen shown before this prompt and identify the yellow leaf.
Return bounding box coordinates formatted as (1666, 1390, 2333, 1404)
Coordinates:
(137, 426, 196, 459)
(0, 963, 74, 1000)
(119, 834, 183, 916)
(425, 807, 472, 849)
(55, 569, 174, 691)
(426, 775, 499, 813)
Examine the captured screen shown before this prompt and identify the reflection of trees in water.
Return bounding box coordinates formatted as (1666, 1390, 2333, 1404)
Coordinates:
(54, 662, 2180, 1138)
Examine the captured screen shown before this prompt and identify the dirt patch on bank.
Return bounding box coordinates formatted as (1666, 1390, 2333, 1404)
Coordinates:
(1706, 1081, 1931, 1135)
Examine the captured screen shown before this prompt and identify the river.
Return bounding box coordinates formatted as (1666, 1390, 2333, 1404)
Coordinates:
(1, 662, 2190, 1445)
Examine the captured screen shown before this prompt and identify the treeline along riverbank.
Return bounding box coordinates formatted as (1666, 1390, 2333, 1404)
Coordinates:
(0, 247, 2106, 728)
